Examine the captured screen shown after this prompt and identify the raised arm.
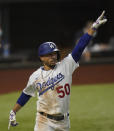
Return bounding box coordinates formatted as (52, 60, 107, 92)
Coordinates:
(72, 11, 107, 63)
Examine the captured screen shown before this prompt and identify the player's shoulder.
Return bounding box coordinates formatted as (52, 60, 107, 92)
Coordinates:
(29, 67, 41, 81)
(56, 53, 72, 66)
(61, 53, 74, 63)
(57, 53, 79, 67)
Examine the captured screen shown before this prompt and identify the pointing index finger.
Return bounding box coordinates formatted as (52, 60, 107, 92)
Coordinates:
(98, 10, 105, 20)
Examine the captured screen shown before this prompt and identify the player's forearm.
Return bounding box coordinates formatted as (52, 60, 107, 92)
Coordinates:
(87, 28, 96, 36)
(13, 103, 22, 113)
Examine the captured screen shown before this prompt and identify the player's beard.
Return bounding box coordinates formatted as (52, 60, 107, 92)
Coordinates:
(44, 59, 57, 69)
(48, 64, 56, 69)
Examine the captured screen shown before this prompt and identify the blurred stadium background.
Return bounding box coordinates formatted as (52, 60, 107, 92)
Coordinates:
(0, 0, 114, 93)
(0, 0, 114, 130)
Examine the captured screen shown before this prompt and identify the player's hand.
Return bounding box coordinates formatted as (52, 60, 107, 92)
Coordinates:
(92, 10, 107, 29)
(8, 110, 18, 130)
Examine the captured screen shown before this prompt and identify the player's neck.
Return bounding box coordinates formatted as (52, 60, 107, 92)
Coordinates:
(43, 64, 55, 71)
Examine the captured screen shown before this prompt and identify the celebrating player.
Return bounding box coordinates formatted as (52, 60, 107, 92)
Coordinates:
(8, 11, 107, 131)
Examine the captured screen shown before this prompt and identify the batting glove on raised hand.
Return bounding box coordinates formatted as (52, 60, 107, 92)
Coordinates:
(8, 110, 18, 130)
(92, 10, 107, 29)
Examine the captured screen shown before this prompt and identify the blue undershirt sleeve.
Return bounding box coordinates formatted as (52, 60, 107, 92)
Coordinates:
(17, 92, 31, 106)
(71, 33, 92, 62)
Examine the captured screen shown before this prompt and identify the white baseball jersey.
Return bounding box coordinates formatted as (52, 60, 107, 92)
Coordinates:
(23, 54, 79, 115)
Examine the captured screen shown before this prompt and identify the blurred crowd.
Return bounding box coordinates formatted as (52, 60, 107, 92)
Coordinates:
(0, 19, 114, 63)
(0, 25, 10, 58)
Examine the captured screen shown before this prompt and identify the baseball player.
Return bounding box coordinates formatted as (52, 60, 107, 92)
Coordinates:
(8, 11, 107, 131)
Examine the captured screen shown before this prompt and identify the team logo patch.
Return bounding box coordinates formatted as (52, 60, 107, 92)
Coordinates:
(48, 42, 56, 49)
